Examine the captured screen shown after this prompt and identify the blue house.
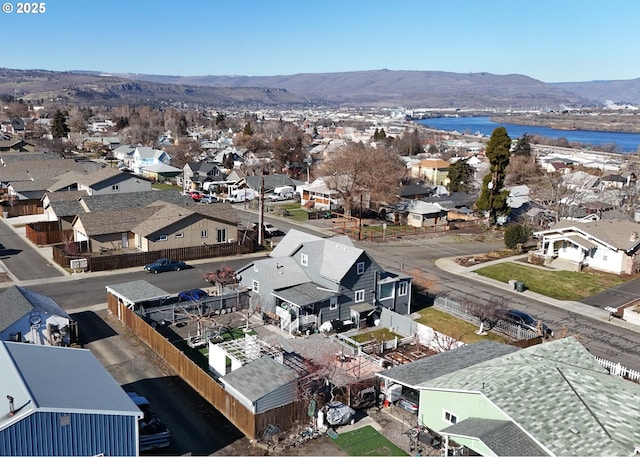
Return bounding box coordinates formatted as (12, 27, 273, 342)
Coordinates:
(237, 229, 412, 334)
(0, 341, 142, 456)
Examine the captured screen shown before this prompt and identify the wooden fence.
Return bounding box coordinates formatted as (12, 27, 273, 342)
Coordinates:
(2, 199, 44, 218)
(107, 294, 308, 439)
(25, 221, 73, 245)
(53, 236, 256, 272)
(332, 219, 482, 240)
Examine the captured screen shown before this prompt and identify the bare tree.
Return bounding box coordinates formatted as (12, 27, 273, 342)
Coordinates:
(319, 142, 406, 216)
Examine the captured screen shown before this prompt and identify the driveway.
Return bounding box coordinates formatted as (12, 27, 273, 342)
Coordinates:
(0, 218, 64, 281)
(581, 277, 640, 308)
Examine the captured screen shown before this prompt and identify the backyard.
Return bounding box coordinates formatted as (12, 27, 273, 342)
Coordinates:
(416, 307, 508, 344)
(333, 425, 409, 456)
(473, 262, 628, 301)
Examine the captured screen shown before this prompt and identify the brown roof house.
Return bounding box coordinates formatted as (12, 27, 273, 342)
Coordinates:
(71, 201, 239, 253)
(533, 219, 640, 274)
(77, 167, 151, 196)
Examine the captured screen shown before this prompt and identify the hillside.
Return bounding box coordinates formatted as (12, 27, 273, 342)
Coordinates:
(4, 67, 640, 109)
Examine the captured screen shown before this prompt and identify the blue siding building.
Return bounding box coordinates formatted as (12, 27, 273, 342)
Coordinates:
(0, 341, 142, 456)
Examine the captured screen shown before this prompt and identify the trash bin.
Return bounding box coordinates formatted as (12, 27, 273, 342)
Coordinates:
(515, 281, 525, 292)
(508, 279, 517, 290)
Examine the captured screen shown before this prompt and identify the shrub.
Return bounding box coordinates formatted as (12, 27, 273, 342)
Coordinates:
(504, 224, 531, 249)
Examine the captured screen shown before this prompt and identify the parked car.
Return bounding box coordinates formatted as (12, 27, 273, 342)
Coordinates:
(178, 289, 208, 302)
(189, 191, 203, 202)
(144, 258, 187, 274)
(200, 194, 219, 204)
(396, 390, 419, 414)
(251, 222, 280, 237)
(496, 309, 553, 336)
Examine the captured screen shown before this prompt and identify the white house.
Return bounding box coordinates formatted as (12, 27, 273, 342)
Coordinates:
(533, 220, 640, 274)
(131, 146, 171, 174)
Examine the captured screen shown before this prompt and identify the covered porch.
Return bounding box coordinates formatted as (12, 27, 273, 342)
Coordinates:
(272, 283, 337, 335)
(533, 233, 598, 271)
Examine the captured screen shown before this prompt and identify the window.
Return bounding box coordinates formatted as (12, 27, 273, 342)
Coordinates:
(175, 233, 184, 238)
(356, 262, 365, 275)
(217, 228, 227, 243)
(444, 410, 458, 424)
(399, 281, 408, 296)
(155, 234, 168, 242)
(329, 297, 338, 310)
(201, 230, 208, 238)
(379, 282, 394, 300)
(301, 253, 308, 266)
(112, 185, 119, 191)
(252, 280, 259, 293)
(603, 254, 608, 261)
(355, 289, 365, 303)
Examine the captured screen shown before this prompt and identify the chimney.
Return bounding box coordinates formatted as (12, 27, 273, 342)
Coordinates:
(631, 232, 638, 242)
(7, 395, 14, 416)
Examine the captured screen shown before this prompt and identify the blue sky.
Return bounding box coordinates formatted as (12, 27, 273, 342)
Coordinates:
(1, 0, 638, 83)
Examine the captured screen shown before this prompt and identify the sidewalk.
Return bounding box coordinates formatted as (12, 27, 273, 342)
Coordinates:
(434, 255, 640, 333)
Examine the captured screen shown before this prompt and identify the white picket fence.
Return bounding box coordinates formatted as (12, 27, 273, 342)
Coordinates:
(595, 357, 640, 383)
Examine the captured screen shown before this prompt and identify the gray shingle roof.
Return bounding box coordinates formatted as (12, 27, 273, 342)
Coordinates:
(376, 341, 518, 387)
(220, 356, 297, 403)
(77, 167, 126, 187)
(0, 286, 70, 331)
(79, 189, 194, 212)
(422, 337, 640, 457)
(106, 280, 170, 303)
(272, 282, 337, 306)
(537, 219, 640, 251)
(75, 206, 158, 235)
(441, 418, 548, 457)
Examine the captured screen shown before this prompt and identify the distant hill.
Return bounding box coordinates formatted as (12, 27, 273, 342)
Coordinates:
(119, 70, 591, 108)
(3, 67, 639, 109)
(552, 79, 640, 105)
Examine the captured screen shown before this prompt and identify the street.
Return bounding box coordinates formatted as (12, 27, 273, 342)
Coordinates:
(5, 214, 640, 455)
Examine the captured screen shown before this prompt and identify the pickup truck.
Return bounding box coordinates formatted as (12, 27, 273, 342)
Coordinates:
(126, 392, 171, 452)
(144, 258, 187, 273)
(252, 222, 280, 237)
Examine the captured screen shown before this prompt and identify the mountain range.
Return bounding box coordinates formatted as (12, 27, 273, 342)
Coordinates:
(1, 67, 639, 109)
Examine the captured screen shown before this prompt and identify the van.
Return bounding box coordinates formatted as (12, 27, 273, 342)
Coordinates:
(225, 188, 256, 203)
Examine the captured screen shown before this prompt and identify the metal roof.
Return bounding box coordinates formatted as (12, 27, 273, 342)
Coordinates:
(0, 341, 141, 427)
(273, 282, 336, 307)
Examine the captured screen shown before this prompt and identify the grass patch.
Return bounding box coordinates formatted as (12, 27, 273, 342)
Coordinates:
(473, 262, 626, 300)
(415, 307, 508, 344)
(333, 425, 408, 456)
(280, 203, 309, 222)
(152, 183, 181, 191)
(351, 328, 403, 344)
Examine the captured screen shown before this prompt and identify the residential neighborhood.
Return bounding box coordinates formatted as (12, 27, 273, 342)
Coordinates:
(3, 89, 640, 457)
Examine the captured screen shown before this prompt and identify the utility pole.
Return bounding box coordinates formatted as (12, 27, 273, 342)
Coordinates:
(258, 173, 265, 246)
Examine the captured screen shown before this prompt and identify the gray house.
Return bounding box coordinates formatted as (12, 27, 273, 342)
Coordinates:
(237, 229, 412, 334)
(77, 167, 151, 196)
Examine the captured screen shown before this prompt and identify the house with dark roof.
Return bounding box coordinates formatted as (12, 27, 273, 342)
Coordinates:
(72, 201, 239, 253)
(182, 161, 228, 192)
(0, 139, 34, 153)
(0, 341, 141, 456)
(533, 219, 640, 274)
(388, 337, 640, 457)
(382, 200, 447, 227)
(0, 286, 77, 346)
(237, 229, 412, 334)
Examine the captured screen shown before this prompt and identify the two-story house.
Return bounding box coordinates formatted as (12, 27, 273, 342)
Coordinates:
(237, 229, 412, 334)
(131, 146, 171, 174)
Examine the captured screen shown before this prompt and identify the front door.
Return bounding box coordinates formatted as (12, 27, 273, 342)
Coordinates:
(121, 232, 128, 248)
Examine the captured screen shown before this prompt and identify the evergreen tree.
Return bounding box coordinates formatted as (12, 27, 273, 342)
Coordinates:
(447, 159, 474, 193)
(243, 122, 253, 136)
(373, 128, 380, 141)
(51, 109, 70, 139)
(512, 134, 532, 156)
(475, 127, 512, 223)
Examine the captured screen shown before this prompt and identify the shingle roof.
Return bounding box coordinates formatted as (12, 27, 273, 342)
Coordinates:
(106, 280, 171, 303)
(537, 219, 640, 251)
(74, 206, 158, 236)
(79, 189, 194, 212)
(376, 341, 517, 387)
(77, 167, 125, 187)
(220, 356, 297, 403)
(0, 286, 70, 331)
(422, 337, 640, 457)
(441, 418, 548, 457)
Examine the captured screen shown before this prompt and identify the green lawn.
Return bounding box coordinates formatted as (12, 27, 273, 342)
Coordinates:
(333, 425, 409, 456)
(152, 183, 181, 191)
(415, 307, 508, 344)
(473, 262, 626, 300)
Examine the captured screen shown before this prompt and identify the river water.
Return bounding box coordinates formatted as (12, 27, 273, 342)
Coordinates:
(416, 116, 640, 153)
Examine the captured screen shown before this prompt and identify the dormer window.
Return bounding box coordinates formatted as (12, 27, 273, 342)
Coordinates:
(356, 262, 365, 275)
(301, 253, 308, 266)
